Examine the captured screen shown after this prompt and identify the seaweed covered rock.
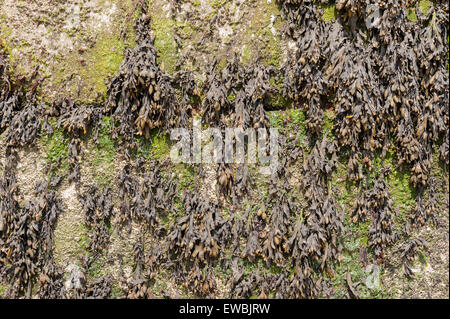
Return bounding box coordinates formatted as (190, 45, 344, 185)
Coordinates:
(106, 13, 181, 146)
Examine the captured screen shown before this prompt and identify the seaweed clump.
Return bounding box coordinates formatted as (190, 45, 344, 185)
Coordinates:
(105, 12, 182, 149)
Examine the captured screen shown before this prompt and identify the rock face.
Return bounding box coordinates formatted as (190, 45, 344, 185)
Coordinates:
(0, 0, 448, 299)
(1, 0, 135, 102)
(0, 0, 287, 103)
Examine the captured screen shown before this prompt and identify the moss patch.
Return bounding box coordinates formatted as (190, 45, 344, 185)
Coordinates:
(151, 132, 172, 159)
(89, 117, 117, 187)
(40, 122, 69, 178)
(136, 130, 171, 160)
(407, 8, 418, 22)
(150, 6, 178, 75)
(242, 0, 283, 67)
(52, 31, 126, 102)
(419, 0, 433, 15)
(323, 109, 335, 138)
(373, 150, 416, 216)
(321, 4, 337, 22)
(407, 0, 434, 22)
(80, 35, 126, 95)
(0, 19, 13, 59)
(268, 76, 289, 109)
(268, 108, 307, 146)
(54, 218, 89, 265)
(241, 45, 251, 65)
(388, 168, 416, 215)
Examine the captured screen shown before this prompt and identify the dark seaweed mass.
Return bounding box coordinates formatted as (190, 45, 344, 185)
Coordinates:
(0, 0, 448, 298)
